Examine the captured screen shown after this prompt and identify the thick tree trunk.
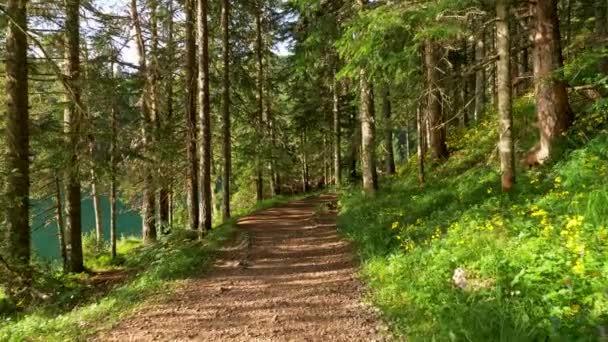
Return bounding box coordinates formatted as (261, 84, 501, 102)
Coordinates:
(424, 41, 449, 162)
(358, 0, 378, 195)
(474, 27, 486, 121)
(526, 0, 573, 165)
(64, 0, 84, 272)
(185, 0, 199, 231)
(382, 88, 396, 175)
(4, 0, 30, 273)
(131, 0, 156, 244)
(333, 74, 342, 187)
(359, 69, 378, 194)
(198, 0, 212, 233)
(221, 0, 231, 220)
(54, 175, 67, 271)
(497, 0, 516, 191)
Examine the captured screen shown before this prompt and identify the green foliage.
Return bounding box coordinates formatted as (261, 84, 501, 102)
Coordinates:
(339, 107, 608, 341)
(0, 223, 238, 341)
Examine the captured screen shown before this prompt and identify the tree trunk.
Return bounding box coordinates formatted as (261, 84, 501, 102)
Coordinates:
(110, 108, 117, 259)
(54, 174, 67, 271)
(416, 105, 425, 185)
(496, 0, 516, 191)
(526, 0, 573, 165)
(185, 0, 199, 231)
(4, 0, 30, 273)
(474, 26, 486, 121)
(597, 0, 608, 74)
(333, 73, 342, 187)
(357, 0, 378, 195)
(64, 0, 84, 273)
(424, 41, 449, 162)
(110, 59, 118, 259)
(198, 0, 212, 233)
(221, 0, 231, 220)
(255, 1, 265, 202)
(301, 131, 309, 192)
(91, 165, 103, 247)
(131, 0, 156, 244)
(382, 88, 396, 175)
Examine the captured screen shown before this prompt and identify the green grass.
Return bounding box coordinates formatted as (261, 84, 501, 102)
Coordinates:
(339, 97, 608, 341)
(0, 192, 314, 341)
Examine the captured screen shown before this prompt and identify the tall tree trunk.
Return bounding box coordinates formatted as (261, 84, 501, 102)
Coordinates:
(64, 0, 84, 272)
(131, 0, 156, 243)
(333, 73, 342, 187)
(82, 44, 103, 248)
(526, 0, 573, 165)
(221, 0, 231, 220)
(198, 0, 212, 233)
(255, 1, 264, 202)
(357, 0, 378, 195)
(4, 0, 30, 273)
(382, 88, 396, 175)
(497, 0, 516, 191)
(54, 174, 67, 271)
(110, 107, 117, 259)
(474, 26, 486, 121)
(185, 0, 199, 231)
(109, 59, 118, 259)
(424, 41, 449, 162)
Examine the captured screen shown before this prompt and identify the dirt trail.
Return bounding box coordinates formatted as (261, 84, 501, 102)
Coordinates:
(98, 194, 387, 341)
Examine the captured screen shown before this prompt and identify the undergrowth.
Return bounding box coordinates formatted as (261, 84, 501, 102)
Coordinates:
(339, 96, 608, 341)
(0, 194, 306, 341)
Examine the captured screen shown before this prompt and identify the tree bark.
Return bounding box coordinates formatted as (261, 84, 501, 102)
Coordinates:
(4, 0, 30, 273)
(54, 174, 67, 272)
(131, 0, 156, 244)
(91, 164, 103, 247)
(416, 105, 425, 185)
(110, 59, 118, 259)
(382, 88, 395, 175)
(474, 26, 486, 122)
(301, 131, 309, 193)
(255, 1, 265, 202)
(185, 0, 199, 231)
(198, 0, 212, 233)
(357, 0, 378, 195)
(424, 41, 449, 162)
(64, 0, 84, 272)
(526, 0, 573, 165)
(333, 73, 342, 187)
(221, 0, 231, 220)
(496, 0, 516, 191)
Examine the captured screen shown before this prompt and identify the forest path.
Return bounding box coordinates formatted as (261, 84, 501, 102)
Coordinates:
(98, 194, 388, 341)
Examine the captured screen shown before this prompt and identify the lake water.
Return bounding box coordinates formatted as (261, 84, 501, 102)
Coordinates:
(32, 195, 142, 261)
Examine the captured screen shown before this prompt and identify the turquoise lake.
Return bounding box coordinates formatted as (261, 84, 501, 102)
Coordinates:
(32, 196, 142, 261)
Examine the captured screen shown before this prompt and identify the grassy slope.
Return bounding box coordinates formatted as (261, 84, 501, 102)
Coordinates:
(0, 194, 308, 341)
(339, 96, 608, 341)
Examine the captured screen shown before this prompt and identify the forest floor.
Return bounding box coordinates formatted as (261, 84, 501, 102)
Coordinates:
(96, 194, 388, 341)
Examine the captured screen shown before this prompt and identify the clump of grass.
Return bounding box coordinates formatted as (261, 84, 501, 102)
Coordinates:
(339, 100, 608, 341)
